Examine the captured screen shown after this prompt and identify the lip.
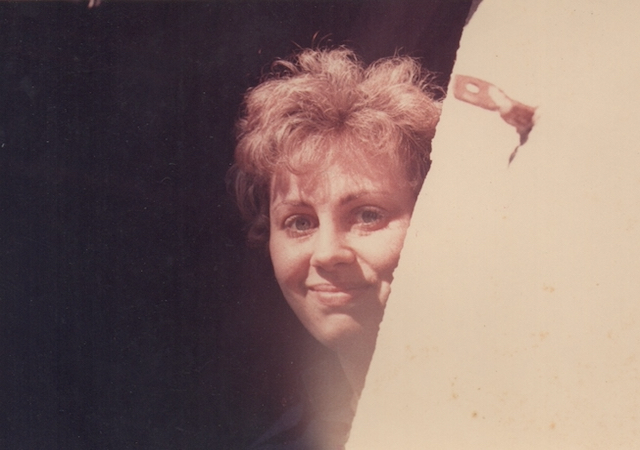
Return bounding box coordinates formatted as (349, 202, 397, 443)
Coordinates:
(307, 283, 369, 307)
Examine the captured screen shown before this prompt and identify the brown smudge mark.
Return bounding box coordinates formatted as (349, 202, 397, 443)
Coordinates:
(405, 344, 416, 361)
(452, 74, 537, 165)
(538, 331, 549, 341)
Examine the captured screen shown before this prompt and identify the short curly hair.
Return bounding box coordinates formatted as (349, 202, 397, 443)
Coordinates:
(229, 47, 441, 247)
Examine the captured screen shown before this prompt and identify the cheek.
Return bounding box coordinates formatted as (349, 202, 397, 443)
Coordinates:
(364, 222, 411, 278)
(269, 234, 309, 291)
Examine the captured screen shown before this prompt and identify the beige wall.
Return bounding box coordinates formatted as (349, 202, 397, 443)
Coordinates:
(349, 1, 640, 448)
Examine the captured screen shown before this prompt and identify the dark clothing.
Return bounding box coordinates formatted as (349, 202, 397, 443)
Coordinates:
(250, 353, 356, 450)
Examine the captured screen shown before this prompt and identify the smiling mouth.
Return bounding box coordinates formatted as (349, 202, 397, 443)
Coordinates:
(307, 284, 369, 307)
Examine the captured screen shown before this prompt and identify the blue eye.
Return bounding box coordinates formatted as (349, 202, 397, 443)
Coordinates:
(360, 209, 381, 223)
(284, 215, 316, 233)
(292, 217, 312, 230)
(355, 208, 385, 227)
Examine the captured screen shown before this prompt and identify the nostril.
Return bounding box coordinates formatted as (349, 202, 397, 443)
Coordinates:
(310, 236, 355, 268)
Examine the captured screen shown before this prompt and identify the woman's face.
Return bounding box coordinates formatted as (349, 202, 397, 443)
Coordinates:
(268, 152, 417, 352)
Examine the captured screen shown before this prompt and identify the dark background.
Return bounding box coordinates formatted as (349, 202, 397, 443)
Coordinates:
(1, 1, 471, 448)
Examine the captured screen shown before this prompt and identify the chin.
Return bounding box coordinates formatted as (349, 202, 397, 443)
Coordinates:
(313, 313, 381, 354)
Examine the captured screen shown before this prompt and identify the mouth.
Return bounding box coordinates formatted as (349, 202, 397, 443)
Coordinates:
(307, 283, 370, 307)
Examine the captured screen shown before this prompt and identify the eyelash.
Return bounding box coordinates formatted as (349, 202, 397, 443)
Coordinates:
(283, 215, 317, 236)
(355, 207, 385, 227)
(281, 207, 386, 237)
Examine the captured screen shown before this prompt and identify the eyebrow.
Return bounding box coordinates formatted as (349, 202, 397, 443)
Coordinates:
(272, 190, 395, 210)
(339, 191, 379, 205)
(272, 199, 311, 210)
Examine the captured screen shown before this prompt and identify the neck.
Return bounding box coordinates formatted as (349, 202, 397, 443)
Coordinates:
(335, 328, 378, 399)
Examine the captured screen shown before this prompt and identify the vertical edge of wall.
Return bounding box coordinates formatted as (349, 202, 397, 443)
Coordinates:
(349, 1, 640, 448)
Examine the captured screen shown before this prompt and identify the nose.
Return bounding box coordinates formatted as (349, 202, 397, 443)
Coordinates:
(309, 223, 355, 270)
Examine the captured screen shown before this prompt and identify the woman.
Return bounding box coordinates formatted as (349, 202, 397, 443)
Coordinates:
(230, 47, 440, 449)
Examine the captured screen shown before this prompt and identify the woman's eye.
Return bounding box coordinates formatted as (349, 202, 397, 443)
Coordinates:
(355, 208, 385, 226)
(284, 215, 316, 233)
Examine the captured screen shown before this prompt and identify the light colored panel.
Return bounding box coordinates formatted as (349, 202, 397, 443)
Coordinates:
(349, 1, 640, 448)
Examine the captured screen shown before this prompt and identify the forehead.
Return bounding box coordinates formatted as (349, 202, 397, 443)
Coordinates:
(282, 128, 406, 173)
(270, 151, 408, 204)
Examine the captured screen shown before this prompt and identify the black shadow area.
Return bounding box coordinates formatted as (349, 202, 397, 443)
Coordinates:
(0, 1, 471, 448)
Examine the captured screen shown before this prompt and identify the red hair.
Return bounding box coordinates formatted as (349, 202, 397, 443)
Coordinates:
(230, 47, 441, 246)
